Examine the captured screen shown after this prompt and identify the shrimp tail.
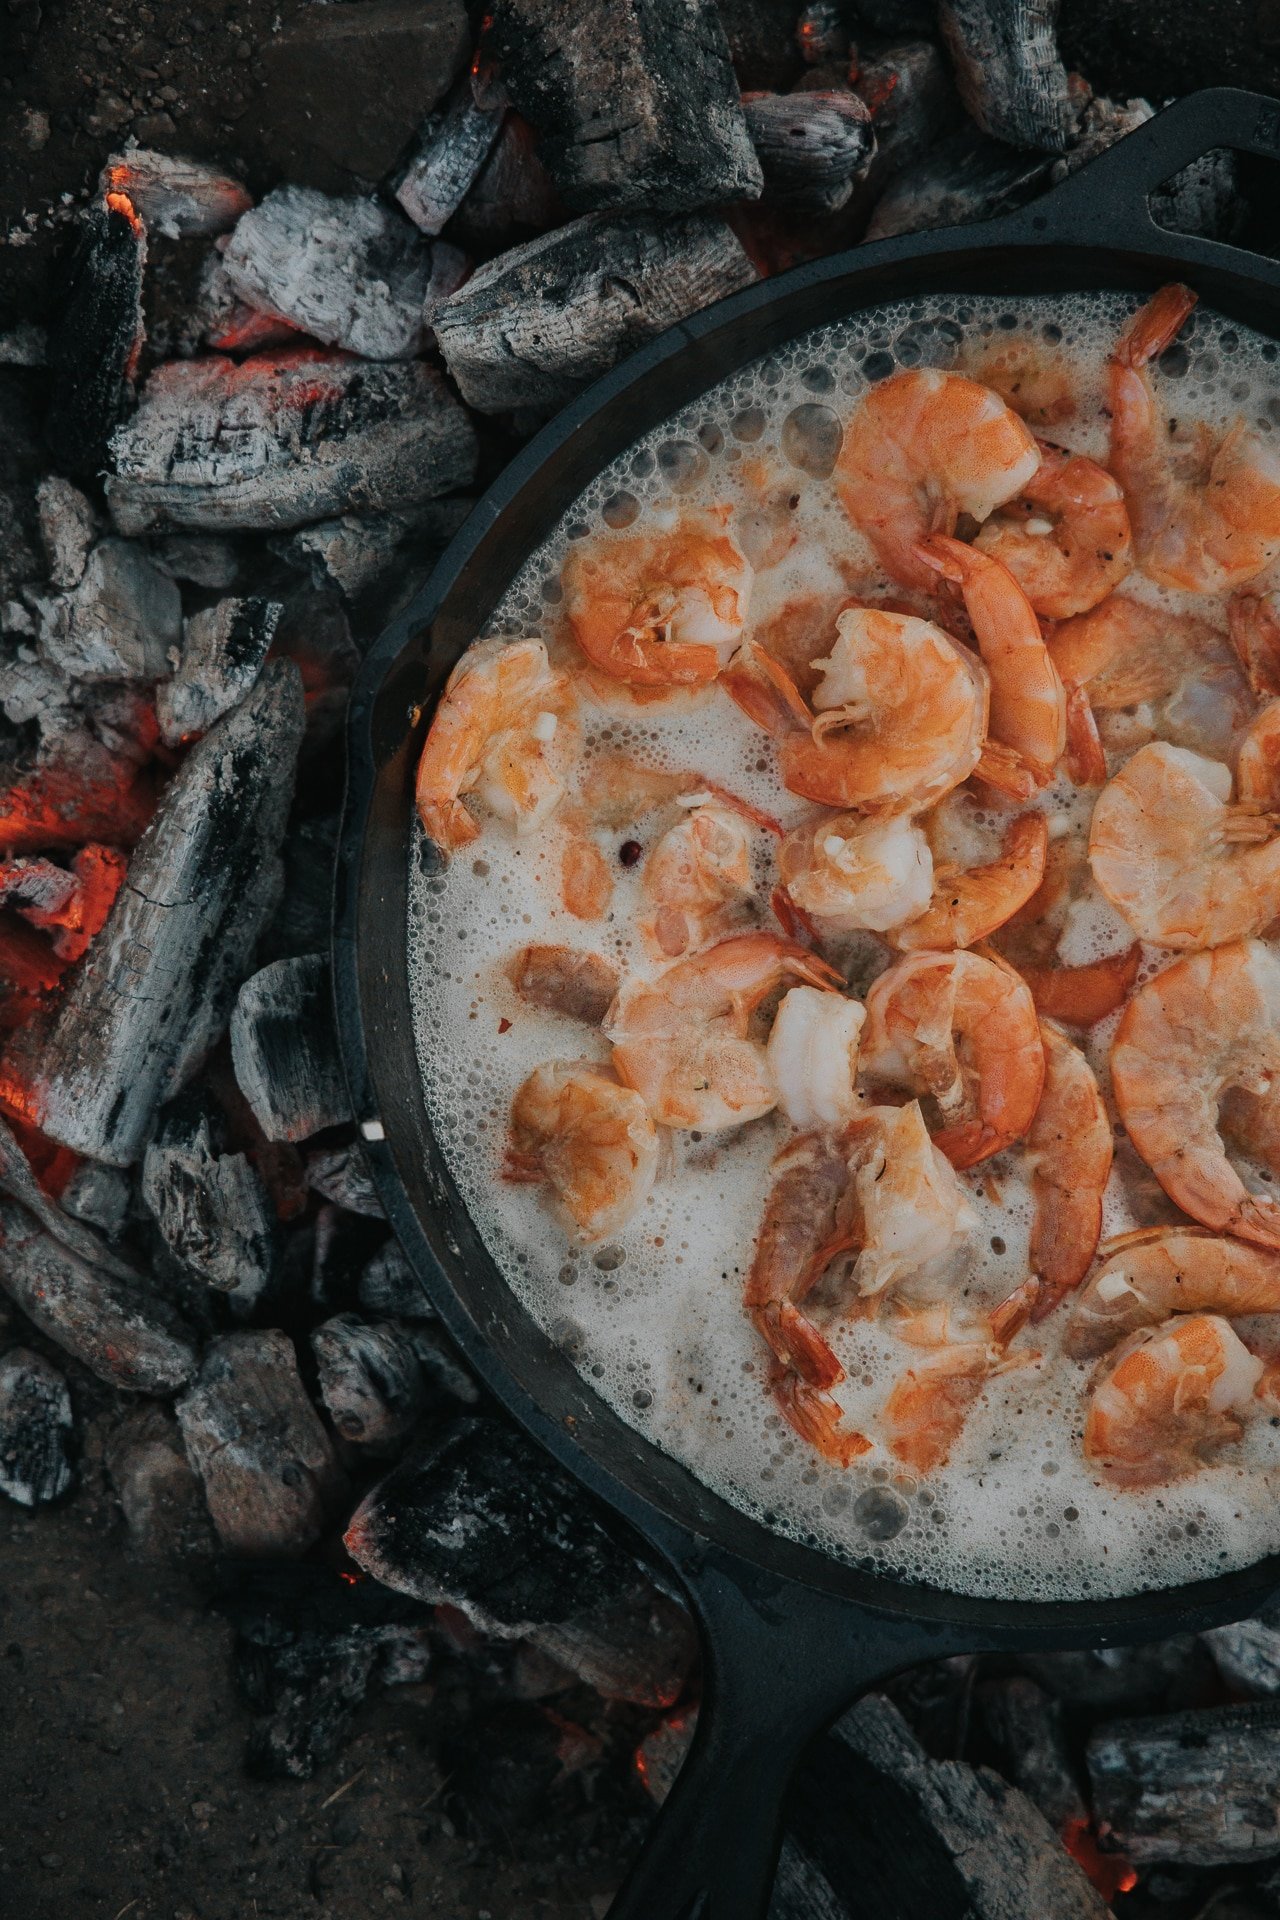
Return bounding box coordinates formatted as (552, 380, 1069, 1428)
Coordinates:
(1016, 943, 1141, 1026)
(990, 1277, 1039, 1344)
(1063, 683, 1108, 787)
(1116, 283, 1198, 369)
(773, 1373, 872, 1468)
(721, 642, 811, 737)
(754, 1301, 845, 1390)
(770, 883, 822, 948)
(974, 738, 1039, 799)
(418, 795, 481, 853)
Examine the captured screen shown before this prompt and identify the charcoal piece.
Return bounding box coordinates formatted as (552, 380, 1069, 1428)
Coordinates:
(795, 3, 851, 67)
(151, 535, 240, 590)
(865, 124, 1051, 240)
(45, 198, 146, 476)
(407, 1326, 480, 1406)
(36, 476, 100, 590)
(715, 0, 805, 90)
(33, 538, 182, 683)
(0, 844, 126, 961)
(0, 1200, 198, 1394)
(105, 1403, 207, 1554)
(230, 953, 350, 1144)
(397, 87, 506, 236)
(177, 1329, 346, 1556)
(1021, 1638, 1202, 1712)
(450, 114, 562, 249)
(0, 1110, 136, 1280)
(1088, 1701, 1280, 1865)
(273, 500, 471, 604)
(0, 1347, 73, 1506)
(1203, 1617, 1280, 1697)
(744, 90, 875, 211)
(435, 212, 756, 414)
(60, 1161, 130, 1240)
(307, 1143, 385, 1219)
(243, 1630, 381, 1779)
(100, 151, 253, 239)
(22, 662, 304, 1166)
(251, 0, 470, 191)
(310, 1203, 388, 1312)
(259, 813, 340, 966)
(1051, 90, 1150, 177)
(978, 1677, 1087, 1830)
(312, 1313, 426, 1451)
(345, 1417, 694, 1706)
(489, 0, 762, 212)
(107, 352, 479, 537)
(221, 188, 436, 362)
(156, 595, 281, 747)
(853, 40, 964, 197)
(1152, 147, 1245, 244)
(937, 0, 1073, 151)
(142, 1115, 276, 1301)
(636, 1707, 698, 1804)
(510, 944, 620, 1023)
(358, 1239, 435, 1321)
(193, 252, 307, 357)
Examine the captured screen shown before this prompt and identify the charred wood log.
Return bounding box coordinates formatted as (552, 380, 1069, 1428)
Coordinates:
(359, 1238, 435, 1321)
(31, 537, 182, 682)
(273, 501, 471, 604)
(1088, 1701, 1280, 1865)
(44, 198, 145, 477)
(156, 595, 281, 747)
(0, 1199, 199, 1394)
(12, 661, 304, 1166)
(345, 1417, 695, 1706)
(743, 90, 876, 211)
(142, 1112, 277, 1303)
(865, 124, 1051, 240)
(311, 1313, 426, 1451)
(106, 352, 478, 536)
(937, 0, 1074, 152)
(99, 150, 252, 240)
(435, 212, 756, 414)
(0, 1347, 73, 1506)
(853, 40, 963, 205)
(449, 113, 562, 250)
(221, 187, 438, 361)
(176, 1329, 347, 1555)
(0, 1110, 135, 1279)
(307, 1142, 384, 1218)
(406, 1324, 480, 1406)
(230, 953, 351, 1145)
(487, 0, 762, 213)
(60, 1161, 130, 1241)
(978, 1676, 1088, 1830)
(35, 476, 99, 590)
(193, 252, 307, 358)
(397, 85, 506, 236)
(1202, 1616, 1280, 1697)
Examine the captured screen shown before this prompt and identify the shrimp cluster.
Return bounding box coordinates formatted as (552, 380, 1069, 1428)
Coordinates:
(415, 279, 1280, 1518)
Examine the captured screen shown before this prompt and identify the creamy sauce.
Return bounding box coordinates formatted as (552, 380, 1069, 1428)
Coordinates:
(409, 289, 1280, 1602)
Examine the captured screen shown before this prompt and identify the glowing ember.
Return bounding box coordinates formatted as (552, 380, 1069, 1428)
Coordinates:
(1061, 1818, 1138, 1899)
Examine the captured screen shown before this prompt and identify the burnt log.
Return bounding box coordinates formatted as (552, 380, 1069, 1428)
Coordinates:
(0, 1111, 135, 1279)
(1203, 1617, 1280, 1697)
(44, 198, 145, 477)
(176, 1329, 347, 1556)
(345, 1417, 695, 1706)
(488, 0, 762, 213)
(853, 41, 963, 206)
(978, 1676, 1088, 1830)
(435, 212, 756, 414)
(311, 1313, 426, 1451)
(141, 1113, 276, 1303)
(937, 0, 1074, 152)
(865, 124, 1052, 241)
(743, 91, 876, 212)
(0, 1200, 198, 1394)
(1088, 1700, 1280, 1865)
(99, 150, 252, 240)
(397, 86, 506, 236)
(406, 1324, 480, 1406)
(156, 595, 281, 747)
(60, 1161, 130, 1240)
(0, 1347, 73, 1507)
(221, 188, 438, 362)
(151, 534, 240, 591)
(32, 537, 182, 682)
(36, 476, 99, 590)
(274, 500, 471, 604)
(307, 1143, 385, 1218)
(106, 351, 478, 536)
(13, 661, 304, 1166)
(359, 1238, 435, 1321)
(193, 253, 306, 358)
(450, 114, 562, 250)
(230, 953, 351, 1144)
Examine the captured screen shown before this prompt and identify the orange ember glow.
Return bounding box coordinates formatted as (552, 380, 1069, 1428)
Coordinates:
(0, 762, 154, 855)
(1061, 1819, 1138, 1899)
(104, 187, 144, 238)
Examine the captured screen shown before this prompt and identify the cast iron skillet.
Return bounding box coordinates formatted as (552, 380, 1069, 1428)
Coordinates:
(335, 87, 1280, 1920)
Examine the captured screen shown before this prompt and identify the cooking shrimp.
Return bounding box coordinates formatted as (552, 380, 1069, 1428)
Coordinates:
(1089, 740, 1280, 949)
(1066, 1226, 1280, 1359)
(561, 508, 753, 690)
(1111, 940, 1280, 1248)
(1110, 283, 1280, 593)
(1229, 588, 1280, 698)
(777, 811, 934, 935)
(505, 1060, 659, 1243)
(889, 813, 1048, 953)
(765, 985, 866, 1131)
(836, 368, 1040, 590)
(509, 944, 620, 1025)
(861, 948, 1045, 1168)
(1083, 1313, 1267, 1487)
(973, 443, 1133, 619)
(605, 931, 843, 1131)
(416, 637, 578, 852)
(846, 1099, 980, 1307)
(1025, 1022, 1113, 1321)
(641, 800, 754, 958)
(916, 535, 1066, 797)
(882, 1285, 1037, 1474)
(1235, 698, 1280, 812)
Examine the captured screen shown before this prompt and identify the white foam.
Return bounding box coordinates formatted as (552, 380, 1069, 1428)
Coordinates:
(408, 288, 1280, 1602)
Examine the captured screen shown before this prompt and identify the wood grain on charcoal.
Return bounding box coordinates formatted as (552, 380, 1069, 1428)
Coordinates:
(142, 1112, 277, 1301)
(156, 594, 281, 746)
(230, 952, 351, 1144)
(311, 1313, 427, 1452)
(1089, 1702, 1280, 1865)
(396, 86, 506, 237)
(937, 0, 1075, 152)
(743, 90, 876, 212)
(31, 536, 182, 682)
(44, 201, 145, 477)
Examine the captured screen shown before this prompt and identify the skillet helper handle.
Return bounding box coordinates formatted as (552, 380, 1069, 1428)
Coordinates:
(1025, 86, 1280, 249)
(606, 1559, 968, 1920)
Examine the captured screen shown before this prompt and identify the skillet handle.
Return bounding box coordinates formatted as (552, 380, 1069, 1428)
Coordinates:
(606, 1552, 971, 1920)
(1023, 85, 1280, 251)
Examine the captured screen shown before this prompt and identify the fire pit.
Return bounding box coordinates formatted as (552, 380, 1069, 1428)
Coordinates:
(5, 4, 1280, 1918)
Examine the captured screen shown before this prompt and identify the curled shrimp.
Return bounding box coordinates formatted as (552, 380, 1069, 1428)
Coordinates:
(777, 811, 934, 935)
(973, 442, 1133, 619)
(1083, 1313, 1267, 1487)
(916, 535, 1067, 798)
(641, 800, 754, 958)
(605, 930, 842, 1131)
(416, 637, 577, 852)
(1066, 1226, 1280, 1360)
(836, 368, 1040, 590)
(889, 813, 1048, 953)
(765, 985, 866, 1131)
(1111, 940, 1280, 1249)
(1110, 283, 1280, 593)
(505, 1060, 659, 1243)
(861, 948, 1045, 1168)
(1025, 1021, 1113, 1322)
(561, 509, 753, 690)
(1089, 740, 1280, 950)
(881, 1283, 1037, 1474)
(1235, 698, 1280, 812)
(845, 1099, 980, 1308)
(1228, 589, 1280, 698)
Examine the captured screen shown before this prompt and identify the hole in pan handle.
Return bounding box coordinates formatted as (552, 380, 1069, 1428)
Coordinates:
(606, 1544, 972, 1920)
(1006, 85, 1280, 255)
